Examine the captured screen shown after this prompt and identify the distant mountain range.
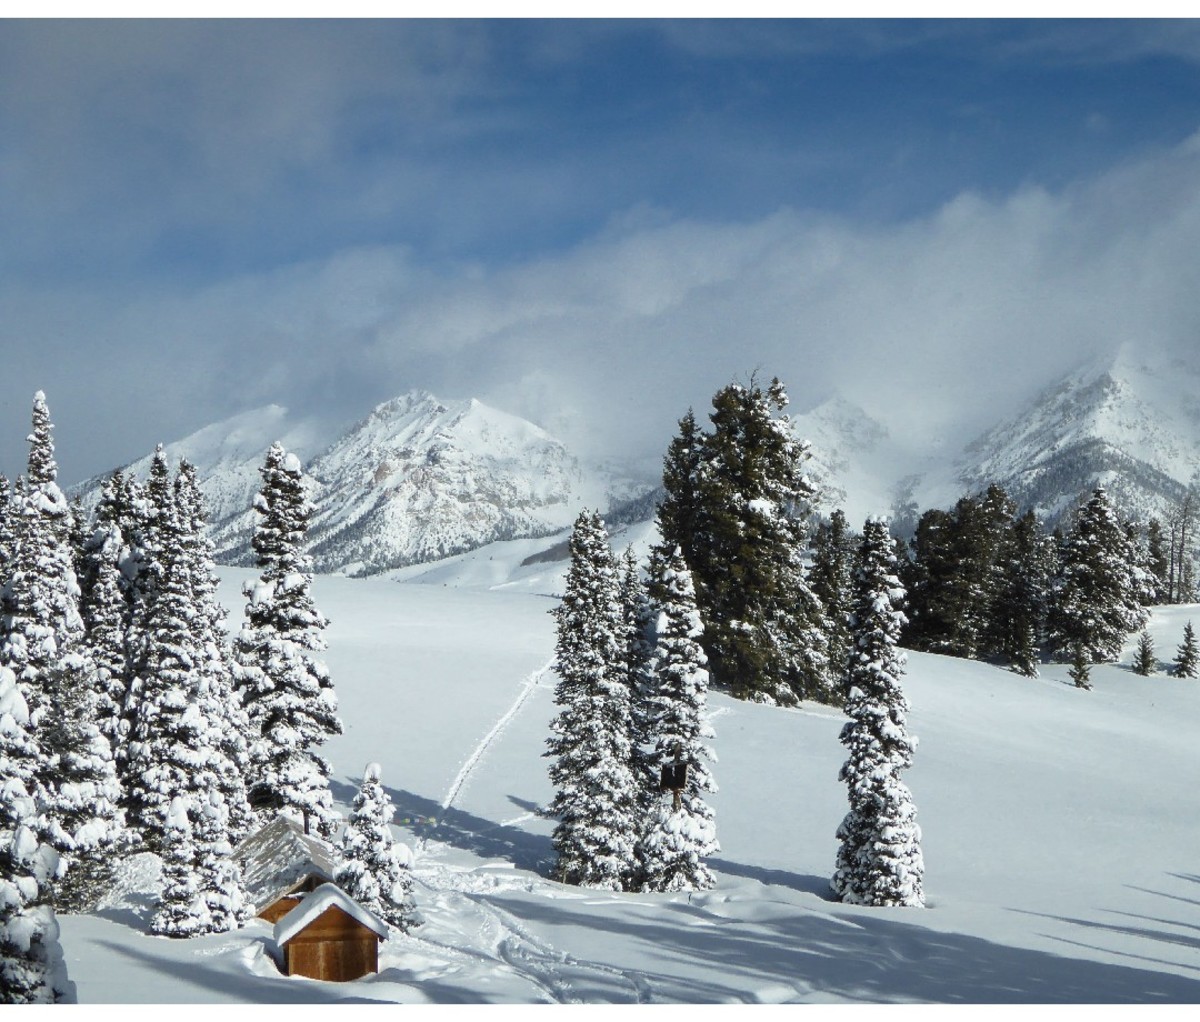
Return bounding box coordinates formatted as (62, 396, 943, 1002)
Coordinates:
(73, 391, 651, 576)
(793, 344, 1200, 533)
(71, 345, 1200, 572)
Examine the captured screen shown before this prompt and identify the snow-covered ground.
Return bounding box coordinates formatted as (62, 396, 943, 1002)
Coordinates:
(56, 548, 1200, 1003)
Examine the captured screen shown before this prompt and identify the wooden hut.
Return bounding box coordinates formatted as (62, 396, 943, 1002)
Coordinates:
(232, 814, 339, 921)
(273, 883, 389, 983)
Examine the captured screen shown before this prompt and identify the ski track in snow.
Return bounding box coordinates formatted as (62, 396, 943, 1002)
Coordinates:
(413, 656, 659, 1003)
(439, 657, 553, 812)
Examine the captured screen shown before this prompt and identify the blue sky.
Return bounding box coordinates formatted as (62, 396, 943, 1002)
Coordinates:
(3, 19, 1200, 483)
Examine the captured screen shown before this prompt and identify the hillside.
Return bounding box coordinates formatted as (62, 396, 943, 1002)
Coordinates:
(54, 544, 1200, 1003)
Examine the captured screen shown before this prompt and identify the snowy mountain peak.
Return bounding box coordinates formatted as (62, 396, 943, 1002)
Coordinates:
(957, 345, 1200, 525)
(70, 388, 652, 577)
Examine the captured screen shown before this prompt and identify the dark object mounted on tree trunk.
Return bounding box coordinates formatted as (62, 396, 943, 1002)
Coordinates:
(660, 762, 688, 791)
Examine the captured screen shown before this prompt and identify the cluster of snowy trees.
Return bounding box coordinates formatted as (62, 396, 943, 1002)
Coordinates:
(547, 371, 927, 908)
(547, 512, 719, 894)
(0, 393, 415, 1002)
(898, 483, 1162, 685)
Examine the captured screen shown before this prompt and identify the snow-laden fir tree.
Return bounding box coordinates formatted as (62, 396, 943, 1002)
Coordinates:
(0, 393, 88, 732)
(125, 514, 247, 932)
(0, 476, 13, 582)
(192, 788, 248, 933)
(991, 510, 1056, 678)
(76, 471, 137, 751)
(174, 462, 254, 844)
(123, 519, 221, 851)
(1133, 630, 1156, 676)
(637, 544, 718, 893)
(123, 447, 172, 696)
(661, 377, 829, 705)
(150, 795, 208, 938)
(1172, 622, 1199, 679)
(35, 649, 126, 913)
(618, 546, 657, 814)
(809, 509, 857, 697)
(0, 393, 124, 908)
(1146, 518, 1170, 604)
(832, 517, 924, 908)
(234, 443, 342, 839)
(546, 510, 639, 890)
(1, 665, 73, 1003)
(335, 763, 420, 932)
(1050, 487, 1148, 664)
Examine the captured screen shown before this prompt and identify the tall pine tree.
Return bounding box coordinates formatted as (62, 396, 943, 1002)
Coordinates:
(661, 377, 829, 705)
(637, 545, 718, 893)
(809, 509, 857, 696)
(234, 444, 342, 839)
(545, 510, 639, 890)
(1050, 487, 1148, 665)
(832, 517, 924, 908)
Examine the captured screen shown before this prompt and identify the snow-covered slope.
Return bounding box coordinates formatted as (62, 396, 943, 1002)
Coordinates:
(56, 552, 1200, 1003)
(955, 345, 1200, 526)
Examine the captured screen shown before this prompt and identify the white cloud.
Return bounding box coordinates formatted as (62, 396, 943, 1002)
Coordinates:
(6, 126, 1200, 487)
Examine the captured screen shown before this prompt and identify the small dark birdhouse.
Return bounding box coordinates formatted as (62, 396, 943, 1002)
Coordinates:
(660, 762, 688, 791)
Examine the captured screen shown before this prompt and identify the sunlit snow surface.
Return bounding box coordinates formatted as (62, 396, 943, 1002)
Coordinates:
(57, 549, 1200, 1003)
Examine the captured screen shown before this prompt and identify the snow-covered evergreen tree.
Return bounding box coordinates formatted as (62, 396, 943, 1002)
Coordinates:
(1172, 621, 1199, 679)
(637, 545, 718, 893)
(546, 510, 639, 890)
(618, 546, 656, 814)
(150, 796, 207, 939)
(234, 443, 341, 839)
(992, 510, 1055, 678)
(1050, 487, 1148, 664)
(1133, 630, 1156, 676)
(174, 462, 254, 843)
(832, 517, 924, 909)
(335, 763, 419, 932)
(78, 487, 132, 753)
(0, 476, 13, 585)
(1, 665, 73, 1003)
(1146, 518, 1170, 604)
(192, 788, 248, 934)
(0, 394, 124, 910)
(35, 650, 125, 913)
(122, 526, 214, 851)
(0, 393, 87, 731)
(809, 509, 857, 696)
(1068, 642, 1092, 690)
(662, 377, 829, 705)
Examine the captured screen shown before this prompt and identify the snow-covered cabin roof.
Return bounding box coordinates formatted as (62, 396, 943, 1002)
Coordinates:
(232, 814, 339, 910)
(273, 883, 389, 946)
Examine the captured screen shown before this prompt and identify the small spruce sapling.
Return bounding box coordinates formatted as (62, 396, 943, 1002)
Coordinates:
(1068, 643, 1092, 690)
(1132, 630, 1156, 677)
(1172, 622, 1199, 679)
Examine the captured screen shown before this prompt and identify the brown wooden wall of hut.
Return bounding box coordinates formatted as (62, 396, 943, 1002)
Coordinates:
(281, 905, 381, 983)
(260, 896, 302, 924)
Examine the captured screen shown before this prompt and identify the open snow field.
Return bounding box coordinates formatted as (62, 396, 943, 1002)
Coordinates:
(56, 548, 1200, 1003)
